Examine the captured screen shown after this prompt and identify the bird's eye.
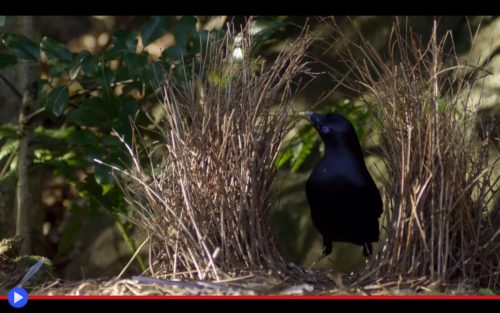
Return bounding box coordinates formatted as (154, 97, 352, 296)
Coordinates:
(321, 126, 330, 133)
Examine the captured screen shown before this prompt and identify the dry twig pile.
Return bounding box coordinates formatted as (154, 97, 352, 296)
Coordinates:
(112, 23, 314, 280)
(328, 18, 500, 288)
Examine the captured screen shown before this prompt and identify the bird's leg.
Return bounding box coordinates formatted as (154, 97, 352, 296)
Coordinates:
(308, 240, 332, 269)
(362, 242, 372, 257)
(323, 239, 333, 256)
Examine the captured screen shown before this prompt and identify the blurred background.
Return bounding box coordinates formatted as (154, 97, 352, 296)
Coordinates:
(0, 16, 498, 280)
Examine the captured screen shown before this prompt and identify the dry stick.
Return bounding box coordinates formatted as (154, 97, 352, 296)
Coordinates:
(94, 158, 196, 243)
(431, 23, 445, 279)
(178, 148, 218, 280)
(172, 230, 180, 280)
(116, 237, 150, 280)
(148, 237, 155, 277)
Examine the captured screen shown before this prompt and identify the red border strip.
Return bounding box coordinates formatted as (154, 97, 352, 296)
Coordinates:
(1, 295, 500, 300)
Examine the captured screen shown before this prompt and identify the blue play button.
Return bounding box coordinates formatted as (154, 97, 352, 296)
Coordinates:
(8, 287, 28, 308)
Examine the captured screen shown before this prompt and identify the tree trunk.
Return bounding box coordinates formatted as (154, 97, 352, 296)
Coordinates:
(15, 16, 39, 254)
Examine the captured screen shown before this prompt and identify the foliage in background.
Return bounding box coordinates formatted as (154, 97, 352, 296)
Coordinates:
(0, 16, 289, 269)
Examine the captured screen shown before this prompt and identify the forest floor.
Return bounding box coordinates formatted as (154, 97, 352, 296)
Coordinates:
(32, 269, 499, 296)
(3, 238, 498, 296)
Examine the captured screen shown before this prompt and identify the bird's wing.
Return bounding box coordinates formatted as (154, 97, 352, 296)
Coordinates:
(365, 181, 383, 218)
(306, 178, 382, 217)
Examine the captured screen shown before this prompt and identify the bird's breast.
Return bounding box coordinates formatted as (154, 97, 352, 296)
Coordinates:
(310, 153, 366, 187)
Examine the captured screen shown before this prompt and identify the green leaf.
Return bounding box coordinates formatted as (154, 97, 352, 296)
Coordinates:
(144, 61, 165, 91)
(67, 107, 102, 127)
(99, 65, 115, 103)
(209, 72, 228, 88)
(81, 53, 98, 77)
(101, 136, 131, 167)
(0, 154, 17, 181)
(82, 146, 106, 164)
(191, 30, 208, 54)
(290, 128, 317, 172)
(68, 129, 99, 147)
(0, 16, 5, 27)
(102, 135, 121, 147)
(162, 46, 186, 62)
(67, 97, 113, 126)
(69, 50, 91, 80)
(103, 47, 123, 61)
(107, 97, 138, 144)
(101, 184, 113, 195)
(248, 19, 287, 58)
(103, 30, 138, 61)
(123, 52, 148, 76)
(94, 164, 114, 185)
(175, 16, 197, 47)
(33, 148, 54, 163)
(40, 36, 73, 64)
(141, 16, 171, 47)
(46, 86, 69, 117)
(48, 62, 68, 77)
(114, 66, 131, 82)
(80, 176, 125, 215)
(85, 96, 116, 118)
(0, 124, 18, 139)
(251, 19, 286, 41)
(112, 29, 138, 54)
(35, 80, 49, 109)
(0, 139, 19, 162)
(1, 34, 39, 61)
(108, 147, 131, 168)
(34, 125, 75, 141)
(0, 52, 17, 68)
(120, 96, 139, 117)
(276, 149, 293, 168)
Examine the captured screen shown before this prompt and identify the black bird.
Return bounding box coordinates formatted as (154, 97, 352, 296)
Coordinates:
(301, 112, 382, 259)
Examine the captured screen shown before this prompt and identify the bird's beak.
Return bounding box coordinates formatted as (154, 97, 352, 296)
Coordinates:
(299, 111, 314, 122)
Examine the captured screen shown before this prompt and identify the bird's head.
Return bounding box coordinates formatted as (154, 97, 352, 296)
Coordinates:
(300, 112, 356, 143)
(300, 112, 361, 151)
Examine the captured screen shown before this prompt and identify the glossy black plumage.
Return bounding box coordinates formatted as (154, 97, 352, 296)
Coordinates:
(303, 112, 382, 257)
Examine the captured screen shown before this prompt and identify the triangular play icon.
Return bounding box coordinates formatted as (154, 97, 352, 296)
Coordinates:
(14, 291, 23, 304)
